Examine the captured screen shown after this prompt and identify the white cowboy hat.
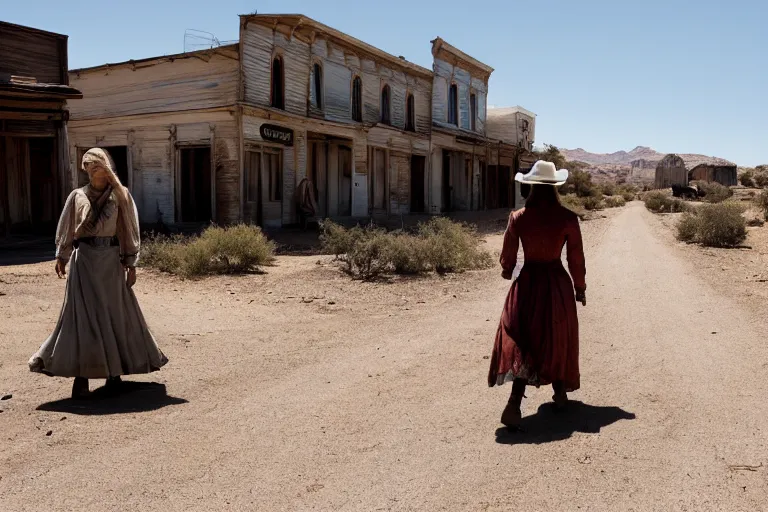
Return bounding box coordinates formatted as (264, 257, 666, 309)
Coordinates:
(514, 160, 569, 186)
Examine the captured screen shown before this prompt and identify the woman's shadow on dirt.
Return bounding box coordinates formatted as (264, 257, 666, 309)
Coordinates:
(36, 381, 187, 415)
(495, 401, 635, 445)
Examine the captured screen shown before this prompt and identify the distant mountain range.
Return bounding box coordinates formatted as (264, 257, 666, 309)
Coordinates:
(558, 146, 737, 183)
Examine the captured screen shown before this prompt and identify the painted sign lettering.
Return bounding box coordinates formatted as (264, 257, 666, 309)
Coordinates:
(259, 124, 294, 146)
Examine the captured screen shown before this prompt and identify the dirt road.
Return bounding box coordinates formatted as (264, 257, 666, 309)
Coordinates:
(1, 203, 767, 511)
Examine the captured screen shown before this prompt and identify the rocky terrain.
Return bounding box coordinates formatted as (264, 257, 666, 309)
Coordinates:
(560, 146, 737, 184)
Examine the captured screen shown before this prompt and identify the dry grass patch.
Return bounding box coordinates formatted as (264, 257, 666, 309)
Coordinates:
(141, 224, 276, 278)
(320, 217, 493, 280)
(676, 202, 747, 248)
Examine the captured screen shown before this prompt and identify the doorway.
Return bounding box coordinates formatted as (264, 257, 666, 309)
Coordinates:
(338, 146, 352, 216)
(410, 155, 426, 213)
(28, 138, 57, 229)
(442, 149, 451, 212)
(370, 147, 387, 213)
(179, 146, 212, 222)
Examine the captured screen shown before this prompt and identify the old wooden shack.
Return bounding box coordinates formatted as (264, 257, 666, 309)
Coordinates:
(0, 21, 82, 236)
(68, 45, 240, 226)
(66, 13, 536, 228)
(688, 163, 737, 187)
(655, 154, 688, 189)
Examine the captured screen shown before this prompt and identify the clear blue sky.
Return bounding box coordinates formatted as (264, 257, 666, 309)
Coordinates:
(4, 0, 766, 165)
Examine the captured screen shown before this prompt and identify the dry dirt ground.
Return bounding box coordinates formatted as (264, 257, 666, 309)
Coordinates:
(1, 203, 767, 511)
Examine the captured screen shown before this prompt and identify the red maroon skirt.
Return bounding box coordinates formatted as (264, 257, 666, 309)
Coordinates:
(488, 260, 580, 391)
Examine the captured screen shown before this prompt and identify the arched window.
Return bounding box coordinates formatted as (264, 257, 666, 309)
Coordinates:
(380, 84, 391, 125)
(312, 62, 323, 109)
(405, 93, 415, 132)
(271, 56, 285, 110)
(448, 83, 458, 126)
(351, 76, 362, 122)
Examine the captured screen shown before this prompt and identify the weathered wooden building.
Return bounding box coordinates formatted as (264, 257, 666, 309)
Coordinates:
(485, 106, 537, 209)
(68, 45, 240, 226)
(67, 13, 535, 228)
(0, 22, 82, 236)
(688, 163, 737, 187)
(239, 14, 434, 225)
(655, 154, 688, 189)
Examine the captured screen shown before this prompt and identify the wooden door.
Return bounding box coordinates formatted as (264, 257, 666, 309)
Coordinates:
(410, 155, 426, 213)
(338, 146, 352, 216)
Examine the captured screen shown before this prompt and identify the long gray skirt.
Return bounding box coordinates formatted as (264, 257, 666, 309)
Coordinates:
(29, 244, 168, 378)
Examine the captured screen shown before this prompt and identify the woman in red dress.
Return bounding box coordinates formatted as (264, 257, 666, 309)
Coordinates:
(488, 160, 587, 429)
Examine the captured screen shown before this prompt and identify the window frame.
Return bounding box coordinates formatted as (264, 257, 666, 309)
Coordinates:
(448, 83, 458, 126)
(351, 75, 363, 122)
(380, 84, 391, 125)
(312, 61, 323, 110)
(405, 92, 416, 132)
(271, 54, 285, 110)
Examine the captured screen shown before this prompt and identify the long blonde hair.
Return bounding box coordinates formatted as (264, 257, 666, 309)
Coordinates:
(81, 148, 128, 203)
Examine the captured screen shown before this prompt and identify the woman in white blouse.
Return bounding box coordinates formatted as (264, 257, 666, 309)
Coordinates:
(28, 148, 168, 399)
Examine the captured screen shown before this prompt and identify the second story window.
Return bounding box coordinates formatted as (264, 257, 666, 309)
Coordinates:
(312, 62, 323, 110)
(470, 93, 477, 131)
(352, 76, 362, 122)
(448, 83, 458, 126)
(406, 93, 415, 132)
(271, 56, 285, 110)
(381, 84, 391, 125)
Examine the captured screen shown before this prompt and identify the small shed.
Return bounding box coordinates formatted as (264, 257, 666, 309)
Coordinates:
(688, 164, 737, 187)
(655, 154, 688, 189)
(1, 21, 82, 236)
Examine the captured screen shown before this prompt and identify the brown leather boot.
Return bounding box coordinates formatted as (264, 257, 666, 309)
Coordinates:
(71, 377, 89, 400)
(501, 379, 527, 429)
(552, 381, 568, 410)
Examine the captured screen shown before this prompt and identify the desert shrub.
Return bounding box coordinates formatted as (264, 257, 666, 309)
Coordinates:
(740, 170, 756, 188)
(693, 181, 733, 203)
(754, 172, 768, 188)
(417, 217, 493, 273)
(319, 218, 491, 279)
(676, 212, 701, 243)
(565, 169, 600, 198)
(560, 194, 586, 218)
(581, 195, 604, 211)
(757, 189, 768, 220)
(644, 191, 689, 213)
(599, 182, 617, 196)
(604, 196, 626, 208)
(696, 202, 747, 248)
(141, 224, 275, 278)
(617, 185, 638, 202)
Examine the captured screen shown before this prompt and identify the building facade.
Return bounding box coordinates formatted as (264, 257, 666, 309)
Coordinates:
(66, 14, 535, 228)
(0, 21, 82, 236)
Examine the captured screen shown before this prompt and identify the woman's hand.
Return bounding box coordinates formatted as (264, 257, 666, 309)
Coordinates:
(501, 269, 513, 280)
(575, 290, 587, 306)
(125, 267, 137, 288)
(55, 259, 67, 278)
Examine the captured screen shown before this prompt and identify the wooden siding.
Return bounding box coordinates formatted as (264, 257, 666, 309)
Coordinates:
(242, 24, 310, 117)
(241, 26, 431, 136)
(0, 23, 66, 84)
(68, 53, 238, 120)
(432, 58, 488, 134)
(68, 110, 239, 224)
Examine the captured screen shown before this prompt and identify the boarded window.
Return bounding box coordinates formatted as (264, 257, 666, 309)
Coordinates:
(313, 62, 323, 109)
(352, 76, 362, 122)
(380, 85, 391, 125)
(448, 84, 458, 125)
(470, 93, 477, 131)
(406, 93, 415, 132)
(271, 56, 285, 110)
